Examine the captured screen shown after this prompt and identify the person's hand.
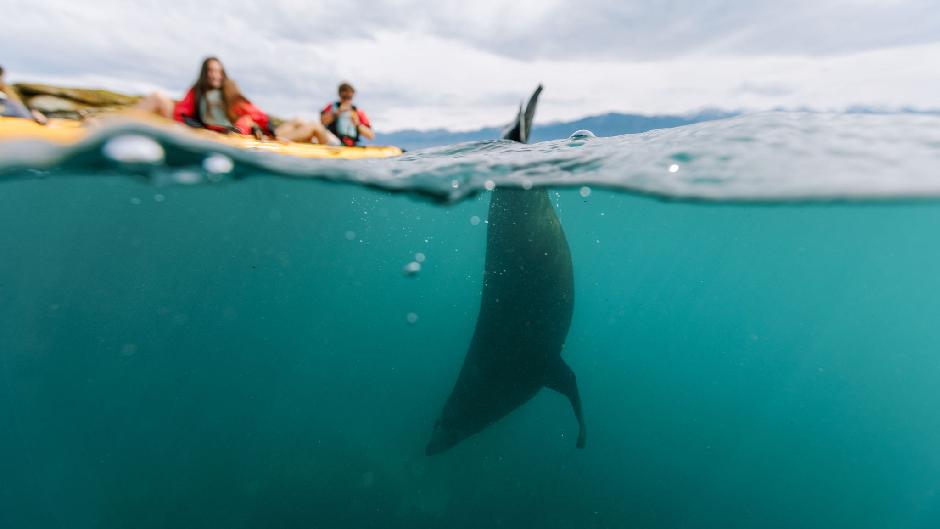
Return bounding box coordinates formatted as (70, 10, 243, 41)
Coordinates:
(32, 109, 48, 126)
(349, 111, 361, 126)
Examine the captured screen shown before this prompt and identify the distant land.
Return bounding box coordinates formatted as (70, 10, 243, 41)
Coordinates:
(375, 106, 940, 151)
(373, 110, 739, 151)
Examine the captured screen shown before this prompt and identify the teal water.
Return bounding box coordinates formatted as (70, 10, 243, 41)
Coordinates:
(2, 114, 940, 528)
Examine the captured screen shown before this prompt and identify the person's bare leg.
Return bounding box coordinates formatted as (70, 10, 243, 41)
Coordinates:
(274, 118, 309, 142)
(309, 123, 331, 145)
(275, 118, 332, 144)
(135, 92, 174, 118)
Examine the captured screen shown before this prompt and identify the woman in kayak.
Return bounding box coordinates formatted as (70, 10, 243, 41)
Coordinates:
(137, 57, 273, 138)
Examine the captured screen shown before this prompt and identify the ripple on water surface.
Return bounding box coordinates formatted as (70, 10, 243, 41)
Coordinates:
(2, 112, 940, 202)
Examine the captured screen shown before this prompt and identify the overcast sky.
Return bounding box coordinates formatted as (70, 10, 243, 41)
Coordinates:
(3, 0, 939, 131)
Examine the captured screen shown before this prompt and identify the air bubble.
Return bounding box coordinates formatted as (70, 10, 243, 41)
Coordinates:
(569, 129, 596, 140)
(173, 170, 202, 185)
(451, 179, 460, 189)
(406, 312, 419, 325)
(470, 216, 481, 226)
(204, 153, 234, 175)
(521, 179, 533, 190)
(402, 261, 422, 277)
(129, 197, 142, 205)
(344, 231, 357, 241)
(102, 135, 165, 164)
(484, 180, 496, 191)
(669, 164, 679, 173)
(579, 186, 591, 198)
(415, 253, 426, 263)
(153, 194, 166, 202)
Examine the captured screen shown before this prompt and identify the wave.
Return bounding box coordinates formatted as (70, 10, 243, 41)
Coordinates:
(2, 112, 939, 202)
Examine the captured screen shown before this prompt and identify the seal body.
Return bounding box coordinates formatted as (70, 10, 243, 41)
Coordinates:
(426, 87, 585, 455)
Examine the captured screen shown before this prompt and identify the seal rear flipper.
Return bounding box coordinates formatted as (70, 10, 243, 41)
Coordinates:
(501, 85, 543, 144)
(544, 358, 586, 449)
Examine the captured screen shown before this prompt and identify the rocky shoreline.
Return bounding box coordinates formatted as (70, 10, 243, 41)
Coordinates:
(10, 83, 141, 119)
(9, 83, 292, 126)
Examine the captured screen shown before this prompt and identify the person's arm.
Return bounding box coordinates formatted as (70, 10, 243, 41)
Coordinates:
(353, 110, 375, 140)
(31, 109, 48, 125)
(357, 123, 375, 140)
(172, 89, 196, 123)
(232, 98, 270, 137)
(320, 103, 336, 126)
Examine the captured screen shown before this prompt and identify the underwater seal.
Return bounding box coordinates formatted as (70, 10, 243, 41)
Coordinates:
(426, 86, 585, 455)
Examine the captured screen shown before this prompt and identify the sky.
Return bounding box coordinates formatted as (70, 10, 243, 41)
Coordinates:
(2, 0, 939, 131)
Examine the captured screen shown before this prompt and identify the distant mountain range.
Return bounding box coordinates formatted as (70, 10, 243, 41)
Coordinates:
(374, 110, 739, 151)
(374, 107, 940, 151)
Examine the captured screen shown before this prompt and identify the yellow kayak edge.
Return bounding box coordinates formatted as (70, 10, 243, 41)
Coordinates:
(0, 115, 403, 160)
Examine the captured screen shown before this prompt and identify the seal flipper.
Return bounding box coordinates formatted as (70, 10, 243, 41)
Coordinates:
(501, 85, 543, 143)
(544, 358, 586, 448)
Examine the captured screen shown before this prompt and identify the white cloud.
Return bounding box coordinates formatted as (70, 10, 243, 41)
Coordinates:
(3, 0, 938, 131)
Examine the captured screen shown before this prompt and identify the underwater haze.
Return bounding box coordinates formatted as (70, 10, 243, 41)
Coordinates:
(2, 113, 940, 528)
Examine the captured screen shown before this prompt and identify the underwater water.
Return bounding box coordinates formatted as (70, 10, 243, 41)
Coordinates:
(2, 113, 940, 529)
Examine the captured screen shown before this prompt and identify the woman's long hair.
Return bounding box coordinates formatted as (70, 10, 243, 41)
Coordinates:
(192, 57, 247, 124)
(221, 79, 248, 123)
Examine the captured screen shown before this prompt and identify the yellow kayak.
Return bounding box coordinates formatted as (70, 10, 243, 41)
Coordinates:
(0, 115, 403, 160)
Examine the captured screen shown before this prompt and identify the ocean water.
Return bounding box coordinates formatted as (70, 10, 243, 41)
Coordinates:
(2, 113, 940, 529)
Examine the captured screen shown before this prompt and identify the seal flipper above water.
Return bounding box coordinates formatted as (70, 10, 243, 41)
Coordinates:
(544, 357, 586, 449)
(502, 84, 542, 143)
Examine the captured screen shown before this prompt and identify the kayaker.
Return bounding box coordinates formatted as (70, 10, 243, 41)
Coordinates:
(136, 57, 273, 139)
(320, 82, 374, 146)
(0, 66, 48, 124)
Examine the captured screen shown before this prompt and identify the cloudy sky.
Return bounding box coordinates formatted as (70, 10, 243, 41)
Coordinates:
(3, 0, 939, 131)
